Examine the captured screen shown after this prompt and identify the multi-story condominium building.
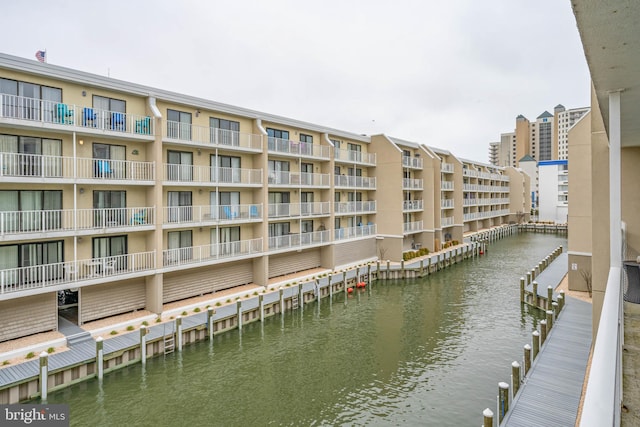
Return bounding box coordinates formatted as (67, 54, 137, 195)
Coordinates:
(490, 106, 589, 167)
(0, 52, 530, 342)
(538, 160, 569, 223)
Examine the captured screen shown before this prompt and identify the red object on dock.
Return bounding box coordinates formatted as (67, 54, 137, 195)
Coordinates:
(347, 287, 354, 293)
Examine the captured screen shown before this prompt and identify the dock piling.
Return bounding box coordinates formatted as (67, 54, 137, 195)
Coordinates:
(39, 351, 48, 401)
(540, 320, 547, 344)
(523, 344, 531, 375)
(511, 361, 521, 397)
(532, 331, 540, 359)
(483, 408, 494, 427)
(140, 325, 147, 365)
(96, 337, 104, 380)
(498, 382, 510, 423)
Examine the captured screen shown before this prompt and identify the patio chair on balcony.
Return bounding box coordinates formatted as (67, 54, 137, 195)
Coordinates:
(250, 205, 259, 218)
(111, 112, 125, 131)
(56, 103, 73, 124)
(131, 210, 146, 225)
(223, 206, 238, 220)
(96, 160, 112, 177)
(83, 107, 96, 127)
(135, 116, 151, 135)
(102, 258, 116, 275)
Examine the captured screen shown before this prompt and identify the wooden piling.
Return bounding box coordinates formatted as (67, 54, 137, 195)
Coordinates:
(532, 331, 540, 359)
(512, 361, 521, 397)
(498, 382, 510, 423)
(540, 320, 547, 344)
(547, 286, 553, 310)
(520, 277, 525, 303)
(483, 408, 494, 427)
(523, 344, 531, 375)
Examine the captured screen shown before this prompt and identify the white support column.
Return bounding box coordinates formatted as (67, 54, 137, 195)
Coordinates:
(609, 91, 622, 267)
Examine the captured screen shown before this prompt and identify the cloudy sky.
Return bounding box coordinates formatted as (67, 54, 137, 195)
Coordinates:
(3, 0, 590, 162)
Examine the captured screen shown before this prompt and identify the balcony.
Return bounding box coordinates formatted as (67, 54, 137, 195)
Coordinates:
(463, 198, 477, 207)
(334, 224, 376, 241)
(268, 230, 331, 251)
(403, 221, 423, 234)
(441, 181, 454, 191)
(335, 201, 377, 215)
(334, 148, 376, 166)
(164, 122, 262, 152)
(0, 252, 156, 296)
(441, 199, 454, 209)
(268, 202, 331, 219)
(402, 156, 423, 169)
(0, 153, 155, 184)
(163, 238, 263, 268)
(163, 204, 262, 226)
(267, 137, 331, 160)
(441, 163, 454, 173)
(441, 216, 455, 227)
(268, 171, 330, 187)
(402, 200, 423, 211)
(0, 94, 155, 138)
(163, 164, 262, 186)
(463, 168, 479, 177)
(403, 178, 423, 190)
(0, 207, 155, 238)
(334, 175, 377, 189)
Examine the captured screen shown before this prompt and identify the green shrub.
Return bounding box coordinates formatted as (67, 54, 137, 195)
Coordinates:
(216, 302, 222, 307)
(156, 317, 162, 323)
(194, 307, 201, 313)
(110, 330, 118, 335)
(253, 291, 259, 296)
(25, 352, 35, 359)
(126, 325, 134, 331)
(142, 321, 149, 326)
(181, 311, 188, 316)
(47, 347, 55, 354)
(226, 299, 231, 303)
(2, 360, 9, 366)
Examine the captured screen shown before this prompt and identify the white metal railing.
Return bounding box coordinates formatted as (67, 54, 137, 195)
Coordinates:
(267, 171, 330, 187)
(0, 207, 155, 235)
(441, 181, 454, 190)
(0, 94, 155, 136)
(403, 178, 423, 190)
(163, 204, 262, 224)
(163, 164, 262, 185)
(441, 163, 454, 173)
(267, 137, 331, 159)
(333, 148, 376, 165)
(403, 221, 423, 233)
(464, 199, 477, 206)
(334, 175, 377, 189)
(164, 121, 262, 151)
(463, 168, 479, 177)
(402, 200, 423, 211)
(268, 202, 330, 218)
(335, 201, 377, 214)
(0, 251, 156, 294)
(77, 157, 155, 181)
(579, 266, 622, 427)
(441, 199, 454, 209)
(334, 224, 376, 240)
(402, 156, 423, 169)
(268, 230, 331, 250)
(163, 238, 263, 267)
(441, 216, 455, 227)
(463, 210, 509, 221)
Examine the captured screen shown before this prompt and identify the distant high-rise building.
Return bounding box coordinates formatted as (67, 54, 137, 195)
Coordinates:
(489, 105, 589, 166)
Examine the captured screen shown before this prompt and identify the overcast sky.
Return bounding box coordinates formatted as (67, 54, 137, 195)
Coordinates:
(2, 0, 590, 162)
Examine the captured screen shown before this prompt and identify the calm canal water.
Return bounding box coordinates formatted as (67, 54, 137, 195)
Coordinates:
(46, 233, 566, 426)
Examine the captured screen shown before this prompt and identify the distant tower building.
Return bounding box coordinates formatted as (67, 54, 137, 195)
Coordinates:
(553, 104, 590, 160)
(533, 111, 554, 161)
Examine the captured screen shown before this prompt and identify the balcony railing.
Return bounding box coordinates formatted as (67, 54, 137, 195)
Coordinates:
(268, 230, 331, 250)
(403, 178, 423, 190)
(441, 216, 455, 227)
(164, 121, 262, 151)
(267, 137, 331, 159)
(0, 207, 155, 236)
(163, 204, 262, 224)
(441, 199, 454, 209)
(402, 200, 423, 211)
(0, 153, 155, 182)
(333, 148, 376, 165)
(463, 198, 476, 207)
(402, 156, 423, 169)
(268, 202, 331, 218)
(0, 251, 156, 294)
(441, 163, 454, 173)
(0, 94, 155, 136)
(334, 175, 377, 189)
(335, 201, 377, 215)
(463, 209, 510, 221)
(334, 224, 376, 240)
(163, 238, 263, 267)
(268, 171, 330, 187)
(463, 168, 479, 177)
(441, 181, 454, 190)
(403, 221, 423, 234)
(163, 164, 262, 185)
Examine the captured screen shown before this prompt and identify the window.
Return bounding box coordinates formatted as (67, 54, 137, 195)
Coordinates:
(218, 191, 240, 219)
(0, 77, 62, 121)
(268, 160, 290, 184)
(301, 220, 313, 233)
(210, 117, 240, 146)
(269, 222, 290, 237)
(300, 162, 313, 185)
(0, 134, 62, 177)
(92, 235, 127, 271)
(331, 139, 341, 150)
(167, 109, 192, 140)
(0, 190, 62, 233)
(212, 226, 240, 256)
(0, 240, 64, 286)
(168, 230, 192, 262)
(348, 167, 362, 177)
(93, 191, 126, 227)
(93, 143, 126, 178)
(300, 134, 313, 143)
(267, 128, 289, 151)
(301, 192, 314, 215)
(93, 95, 126, 131)
(348, 143, 362, 161)
(168, 191, 192, 222)
(214, 155, 241, 183)
(167, 150, 193, 181)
